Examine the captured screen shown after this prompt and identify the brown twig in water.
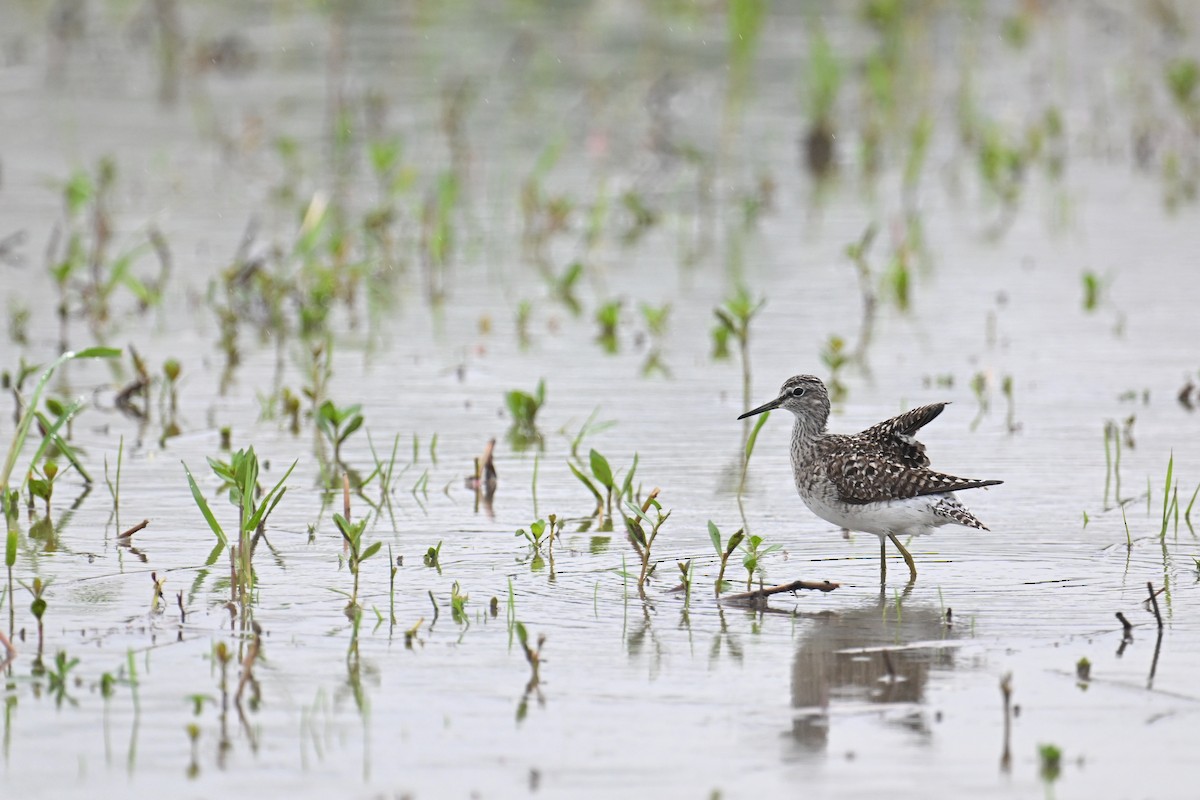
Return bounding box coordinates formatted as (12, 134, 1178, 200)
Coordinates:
(519, 631, 545, 688)
(116, 518, 149, 541)
(999, 672, 1013, 773)
(1115, 611, 1134, 638)
(0, 628, 17, 670)
(114, 378, 150, 417)
(1147, 581, 1163, 629)
(235, 621, 262, 705)
(150, 571, 165, 604)
(1148, 628, 1164, 689)
(467, 438, 497, 514)
(881, 649, 896, 681)
(480, 438, 496, 488)
(719, 579, 840, 605)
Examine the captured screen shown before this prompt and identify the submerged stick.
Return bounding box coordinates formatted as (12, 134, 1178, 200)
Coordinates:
(1147, 581, 1163, 629)
(720, 579, 840, 604)
(881, 649, 896, 681)
(235, 621, 262, 705)
(116, 519, 149, 541)
(1115, 611, 1133, 638)
(0, 628, 16, 670)
(999, 673, 1013, 773)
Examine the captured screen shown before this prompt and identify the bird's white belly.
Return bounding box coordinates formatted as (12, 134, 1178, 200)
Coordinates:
(800, 492, 946, 537)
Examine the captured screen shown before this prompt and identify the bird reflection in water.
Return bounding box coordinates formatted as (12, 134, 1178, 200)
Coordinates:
(790, 598, 958, 752)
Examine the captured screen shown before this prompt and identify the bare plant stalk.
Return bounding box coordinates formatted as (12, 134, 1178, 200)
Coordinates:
(720, 579, 840, 605)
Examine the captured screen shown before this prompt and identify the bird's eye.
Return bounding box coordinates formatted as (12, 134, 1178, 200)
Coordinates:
(790, 386, 806, 398)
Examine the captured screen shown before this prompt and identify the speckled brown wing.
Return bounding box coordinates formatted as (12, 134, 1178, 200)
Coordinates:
(817, 435, 1002, 505)
(859, 403, 946, 469)
(864, 403, 947, 438)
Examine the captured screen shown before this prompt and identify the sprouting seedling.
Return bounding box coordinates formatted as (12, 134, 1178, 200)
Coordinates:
(1, 347, 119, 500)
(969, 371, 989, 431)
(740, 533, 783, 591)
(589, 448, 616, 522)
(725, 0, 765, 125)
(639, 303, 670, 339)
(844, 225, 879, 366)
(1166, 58, 1199, 113)
(449, 581, 469, 626)
(423, 540, 443, 572)
(280, 388, 301, 435)
(714, 287, 766, 439)
(19, 576, 51, 656)
(334, 511, 380, 613)
(566, 408, 617, 460)
(884, 246, 911, 312)
(1160, 452, 1178, 540)
(46, 650, 80, 708)
(516, 518, 548, 554)
(712, 287, 764, 365)
(1038, 743, 1062, 784)
(1001, 375, 1019, 433)
(363, 431, 402, 520)
(182, 447, 297, 602)
(618, 190, 659, 245)
(548, 262, 584, 316)
(802, 23, 841, 178)
(515, 300, 534, 348)
(515, 514, 560, 570)
(569, 449, 637, 530)
(595, 299, 621, 354)
(366, 135, 414, 203)
(162, 358, 182, 415)
(506, 379, 545, 431)
(505, 379, 546, 450)
(420, 171, 459, 303)
(27, 459, 59, 517)
(1081, 271, 1103, 312)
(316, 400, 364, 464)
(820, 335, 849, 404)
(678, 559, 695, 615)
(623, 488, 668, 598)
(708, 521, 745, 596)
(36, 396, 90, 484)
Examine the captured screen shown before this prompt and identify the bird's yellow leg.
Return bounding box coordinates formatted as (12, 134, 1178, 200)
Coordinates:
(879, 538, 887, 586)
(888, 533, 917, 581)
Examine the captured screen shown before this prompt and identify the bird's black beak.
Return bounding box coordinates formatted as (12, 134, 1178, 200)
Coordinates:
(737, 395, 783, 420)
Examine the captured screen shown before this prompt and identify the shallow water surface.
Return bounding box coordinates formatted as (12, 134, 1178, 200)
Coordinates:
(1, 2, 1200, 799)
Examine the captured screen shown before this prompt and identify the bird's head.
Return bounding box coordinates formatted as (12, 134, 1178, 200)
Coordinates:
(738, 374, 831, 426)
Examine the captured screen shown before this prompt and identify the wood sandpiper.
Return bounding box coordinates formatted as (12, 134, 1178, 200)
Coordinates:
(739, 375, 1002, 585)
